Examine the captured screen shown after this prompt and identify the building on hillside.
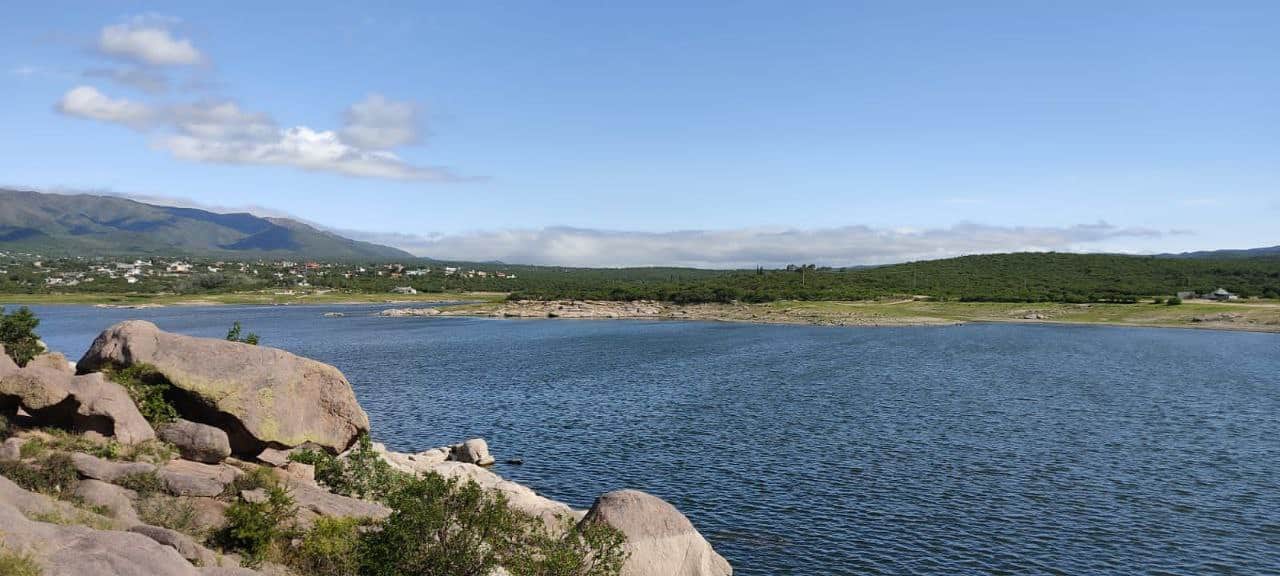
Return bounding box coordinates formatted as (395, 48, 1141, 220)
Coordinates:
(1176, 291, 1197, 300)
(390, 286, 418, 295)
(1207, 288, 1238, 301)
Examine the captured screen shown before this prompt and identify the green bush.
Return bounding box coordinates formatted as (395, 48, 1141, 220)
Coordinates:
(1166, 297, 1183, 306)
(107, 364, 179, 425)
(0, 548, 41, 576)
(510, 519, 629, 576)
(217, 485, 297, 567)
(0, 306, 41, 367)
(226, 322, 260, 345)
(360, 473, 530, 576)
(223, 465, 278, 498)
(117, 471, 166, 497)
(0, 453, 78, 497)
(296, 435, 400, 501)
(289, 516, 362, 576)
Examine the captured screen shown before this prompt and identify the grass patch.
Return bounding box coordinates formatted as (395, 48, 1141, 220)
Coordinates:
(0, 453, 78, 497)
(0, 548, 41, 576)
(116, 470, 166, 497)
(15, 429, 176, 464)
(106, 364, 179, 426)
(222, 465, 277, 499)
(27, 508, 114, 531)
(137, 494, 204, 538)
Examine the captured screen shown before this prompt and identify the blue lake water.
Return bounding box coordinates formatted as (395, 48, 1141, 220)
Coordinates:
(12, 302, 1280, 575)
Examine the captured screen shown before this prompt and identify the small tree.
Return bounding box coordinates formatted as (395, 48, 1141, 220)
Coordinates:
(226, 321, 260, 345)
(0, 306, 41, 366)
(1166, 297, 1182, 306)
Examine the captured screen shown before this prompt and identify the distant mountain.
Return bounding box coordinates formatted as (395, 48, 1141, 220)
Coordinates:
(0, 189, 413, 260)
(1160, 245, 1280, 259)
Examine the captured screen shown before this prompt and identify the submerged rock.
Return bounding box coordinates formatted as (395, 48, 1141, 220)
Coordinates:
(77, 320, 370, 455)
(581, 489, 732, 576)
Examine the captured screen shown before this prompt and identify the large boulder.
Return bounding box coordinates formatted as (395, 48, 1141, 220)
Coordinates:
(74, 479, 141, 525)
(0, 364, 155, 445)
(77, 320, 370, 455)
(129, 524, 220, 567)
(451, 438, 495, 466)
(158, 419, 231, 464)
(581, 490, 732, 576)
(64, 373, 156, 444)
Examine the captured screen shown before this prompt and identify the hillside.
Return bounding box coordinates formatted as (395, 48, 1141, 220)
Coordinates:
(0, 189, 413, 260)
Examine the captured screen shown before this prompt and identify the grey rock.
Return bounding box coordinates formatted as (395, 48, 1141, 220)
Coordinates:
(288, 481, 389, 525)
(0, 437, 24, 460)
(65, 372, 156, 445)
(71, 452, 158, 483)
(581, 489, 732, 576)
(254, 447, 290, 467)
(159, 419, 231, 464)
(74, 479, 140, 525)
(130, 524, 220, 567)
(160, 460, 239, 498)
(450, 438, 495, 466)
(77, 320, 369, 455)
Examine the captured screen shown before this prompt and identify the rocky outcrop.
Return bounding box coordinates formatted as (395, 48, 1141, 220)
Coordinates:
(159, 419, 231, 464)
(0, 362, 155, 445)
(379, 307, 441, 317)
(581, 489, 732, 576)
(451, 438, 495, 466)
(76, 320, 370, 455)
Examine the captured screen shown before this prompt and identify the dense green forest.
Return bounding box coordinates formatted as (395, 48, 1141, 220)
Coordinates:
(5, 252, 1280, 304)
(499, 253, 1280, 303)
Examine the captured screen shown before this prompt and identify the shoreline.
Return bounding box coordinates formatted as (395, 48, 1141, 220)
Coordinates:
(5, 292, 1279, 334)
(429, 298, 1280, 334)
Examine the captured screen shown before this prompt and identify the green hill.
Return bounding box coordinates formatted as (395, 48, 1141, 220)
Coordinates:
(0, 189, 412, 261)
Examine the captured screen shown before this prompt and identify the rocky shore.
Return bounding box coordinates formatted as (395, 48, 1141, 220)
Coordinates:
(0, 320, 732, 576)
(434, 299, 961, 327)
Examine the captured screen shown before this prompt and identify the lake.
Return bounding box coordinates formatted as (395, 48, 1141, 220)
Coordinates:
(13, 302, 1280, 575)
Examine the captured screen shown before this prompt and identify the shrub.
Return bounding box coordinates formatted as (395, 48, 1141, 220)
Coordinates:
(0, 453, 78, 497)
(107, 364, 179, 425)
(297, 435, 400, 501)
(289, 516, 362, 576)
(1166, 297, 1182, 306)
(0, 306, 41, 367)
(0, 548, 41, 576)
(226, 322, 260, 345)
(0, 414, 11, 441)
(217, 485, 297, 567)
(510, 519, 629, 576)
(1151, 297, 1164, 304)
(223, 465, 277, 498)
(117, 470, 166, 496)
(137, 495, 203, 537)
(360, 473, 530, 576)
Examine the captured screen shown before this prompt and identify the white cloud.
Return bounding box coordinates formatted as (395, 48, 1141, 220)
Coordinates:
(56, 85, 153, 126)
(54, 88, 453, 180)
(98, 17, 202, 65)
(340, 94, 421, 149)
(345, 222, 1164, 268)
(161, 126, 449, 180)
(83, 67, 169, 93)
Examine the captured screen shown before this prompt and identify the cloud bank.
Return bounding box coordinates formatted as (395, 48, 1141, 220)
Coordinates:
(344, 222, 1165, 268)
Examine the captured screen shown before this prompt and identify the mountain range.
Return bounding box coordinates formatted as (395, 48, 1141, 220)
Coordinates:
(0, 189, 412, 260)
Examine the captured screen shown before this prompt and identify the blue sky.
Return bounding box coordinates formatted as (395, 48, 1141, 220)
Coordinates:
(2, 1, 1278, 266)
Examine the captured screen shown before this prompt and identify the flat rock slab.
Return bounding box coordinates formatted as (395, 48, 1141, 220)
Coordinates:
(74, 479, 140, 525)
(129, 524, 220, 567)
(160, 460, 240, 498)
(71, 453, 158, 483)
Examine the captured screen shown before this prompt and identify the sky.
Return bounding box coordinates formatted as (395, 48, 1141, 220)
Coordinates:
(2, 1, 1278, 267)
